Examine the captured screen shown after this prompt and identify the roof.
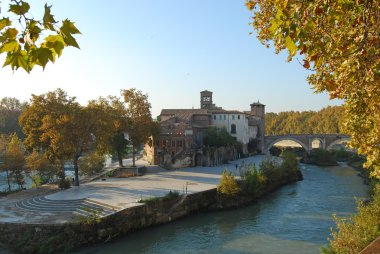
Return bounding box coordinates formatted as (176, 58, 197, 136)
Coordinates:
(200, 90, 212, 93)
(161, 109, 210, 115)
(210, 109, 246, 114)
(160, 109, 210, 122)
(250, 101, 265, 106)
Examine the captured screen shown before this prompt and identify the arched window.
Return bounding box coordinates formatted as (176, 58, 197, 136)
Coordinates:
(231, 124, 236, 134)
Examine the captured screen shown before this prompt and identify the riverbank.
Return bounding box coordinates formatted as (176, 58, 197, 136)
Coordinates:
(0, 156, 303, 253)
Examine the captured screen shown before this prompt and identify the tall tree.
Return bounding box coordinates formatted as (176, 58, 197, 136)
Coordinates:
(0, 133, 25, 191)
(0, 97, 26, 138)
(122, 89, 155, 167)
(0, 0, 80, 72)
(87, 96, 129, 167)
(20, 89, 75, 183)
(246, 1, 380, 177)
(0, 134, 11, 192)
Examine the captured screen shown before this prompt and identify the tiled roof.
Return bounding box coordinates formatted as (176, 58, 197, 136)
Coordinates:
(160, 109, 210, 122)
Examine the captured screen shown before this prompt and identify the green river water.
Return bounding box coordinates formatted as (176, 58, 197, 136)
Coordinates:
(74, 163, 368, 254)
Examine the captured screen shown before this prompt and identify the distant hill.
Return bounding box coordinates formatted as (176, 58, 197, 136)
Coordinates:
(265, 106, 345, 135)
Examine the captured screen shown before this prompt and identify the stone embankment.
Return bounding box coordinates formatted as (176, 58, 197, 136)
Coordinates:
(0, 170, 302, 254)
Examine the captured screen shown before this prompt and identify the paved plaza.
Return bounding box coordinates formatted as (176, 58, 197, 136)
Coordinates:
(0, 156, 266, 224)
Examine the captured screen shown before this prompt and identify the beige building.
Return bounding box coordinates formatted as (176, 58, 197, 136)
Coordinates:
(144, 90, 265, 168)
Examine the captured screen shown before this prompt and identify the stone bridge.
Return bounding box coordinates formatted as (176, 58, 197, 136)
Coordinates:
(263, 134, 350, 154)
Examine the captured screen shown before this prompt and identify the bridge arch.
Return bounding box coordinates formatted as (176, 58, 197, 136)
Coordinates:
(326, 138, 350, 150)
(311, 138, 325, 149)
(265, 137, 309, 155)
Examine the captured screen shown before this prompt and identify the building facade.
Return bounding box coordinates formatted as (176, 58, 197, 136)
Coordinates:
(144, 90, 265, 168)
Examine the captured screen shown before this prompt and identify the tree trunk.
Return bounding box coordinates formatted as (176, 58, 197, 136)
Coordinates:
(118, 151, 123, 167)
(132, 146, 136, 167)
(73, 156, 80, 186)
(5, 169, 11, 192)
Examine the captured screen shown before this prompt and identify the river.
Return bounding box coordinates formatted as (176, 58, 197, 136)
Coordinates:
(74, 163, 368, 254)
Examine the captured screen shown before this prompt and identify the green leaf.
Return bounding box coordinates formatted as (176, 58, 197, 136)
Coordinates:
(3, 50, 30, 73)
(37, 47, 55, 69)
(27, 20, 42, 43)
(44, 34, 65, 57)
(43, 4, 57, 30)
(60, 19, 81, 48)
(9, 1, 30, 15)
(0, 40, 20, 53)
(2, 28, 18, 40)
(0, 18, 11, 31)
(284, 36, 297, 56)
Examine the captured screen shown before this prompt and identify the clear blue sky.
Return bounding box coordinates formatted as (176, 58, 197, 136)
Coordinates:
(0, 0, 342, 117)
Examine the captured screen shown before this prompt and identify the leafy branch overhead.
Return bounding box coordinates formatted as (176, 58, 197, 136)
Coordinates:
(0, 0, 81, 72)
(246, 0, 380, 178)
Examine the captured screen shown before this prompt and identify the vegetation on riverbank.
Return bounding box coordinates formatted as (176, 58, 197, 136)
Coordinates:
(322, 182, 380, 254)
(218, 152, 302, 197)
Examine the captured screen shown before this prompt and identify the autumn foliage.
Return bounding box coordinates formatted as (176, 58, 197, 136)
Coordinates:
(247, 0, 380, 178)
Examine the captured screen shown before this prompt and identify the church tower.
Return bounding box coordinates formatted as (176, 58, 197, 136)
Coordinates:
(200, 90, 213, 109)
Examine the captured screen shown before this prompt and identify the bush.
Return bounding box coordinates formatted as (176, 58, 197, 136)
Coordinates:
(260, 159, 283, 185)
(322, 183, 380, 254)
(280, 151, 299, 176)
(217, 169, 241, 196)
(269, 146, 282, 157)
(306, 148, 338, 166)
(58, 178, 71, 189)
(239, 163, 266, 194)
(79, 152, 105, 176)
(163, 190, 180, 200)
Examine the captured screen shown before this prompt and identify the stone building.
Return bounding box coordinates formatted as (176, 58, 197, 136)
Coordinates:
(144, 90, 265, 168)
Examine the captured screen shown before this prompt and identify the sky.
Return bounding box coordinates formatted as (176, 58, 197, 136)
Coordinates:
(0, 0, 342, 117)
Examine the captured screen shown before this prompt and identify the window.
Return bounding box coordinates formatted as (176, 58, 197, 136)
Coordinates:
(238, 115, 240, 120)
(177, 140, 183, 147)
(219, 115, 222, 120)
(172, 140, 176, 147)
(232, 115, 235, 120)
(231, 124, 236, 134)
(155, 140, 160, 146)
(224, 115, 226, 120)
(213, 115, 216, 120)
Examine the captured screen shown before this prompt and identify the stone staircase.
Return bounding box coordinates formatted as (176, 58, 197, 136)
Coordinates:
(15, 196, 120, 217)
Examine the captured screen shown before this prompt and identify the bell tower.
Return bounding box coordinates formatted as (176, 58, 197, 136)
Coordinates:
(200, 90, 213, 109)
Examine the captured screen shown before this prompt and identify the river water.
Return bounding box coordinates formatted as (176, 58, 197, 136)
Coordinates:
(75, 163, 368, 254)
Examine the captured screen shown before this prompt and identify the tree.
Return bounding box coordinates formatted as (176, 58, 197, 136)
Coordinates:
(122, 89, 155, 167)
(0, 133, 25, 191)
(246, 1, 380, 177)
(25, 150, 55, 187)
(19, 89, 75, 183)
(0, 134, 11, 192)
(0, 97, 26, 138)
(0, 0, 80, 72)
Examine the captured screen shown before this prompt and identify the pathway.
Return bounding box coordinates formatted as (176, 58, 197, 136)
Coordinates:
(0, 156, 267, 224)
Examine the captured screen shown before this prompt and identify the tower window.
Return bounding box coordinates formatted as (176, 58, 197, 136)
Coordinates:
(224, 115, 226, 120)
(238, 115, 240, 120)
(213, 115, 216, 120)
(232, 115, 235, 120)
(219, 115, 222, 120)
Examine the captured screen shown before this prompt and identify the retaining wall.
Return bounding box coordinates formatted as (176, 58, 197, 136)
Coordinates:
(0, 171, 302, 254)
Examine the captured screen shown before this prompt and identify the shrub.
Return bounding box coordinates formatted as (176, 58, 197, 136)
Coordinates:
(307, 148, 337, 166)
(240, 164, 266, 194)
(217, 169, 241, 196)
(164, 190, 180, 200)
(322, 183, 380, 254)
(260, 158, 282, 185)
(79, 152, 105, 176)
(280, 151, 299, 176)
(58, 178, 71, 189)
